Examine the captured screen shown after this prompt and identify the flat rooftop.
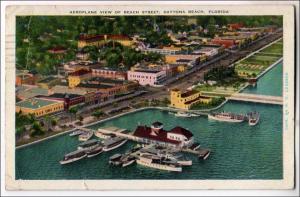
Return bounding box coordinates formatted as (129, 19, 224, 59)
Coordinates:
(16, 98, 62, 109)
(77, 83, 114, 89)
(133, 69, 161, 74)
(181, 90, 199, 98)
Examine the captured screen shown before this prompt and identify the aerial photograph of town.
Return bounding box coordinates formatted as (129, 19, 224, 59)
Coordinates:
(15, 15, 283, 180)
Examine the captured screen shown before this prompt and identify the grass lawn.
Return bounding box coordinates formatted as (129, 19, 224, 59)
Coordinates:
(235, 39, 282, 78)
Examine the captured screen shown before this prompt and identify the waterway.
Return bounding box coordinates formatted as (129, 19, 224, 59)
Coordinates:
(15, 62, 283, 180)
(242, 61, 283, 96)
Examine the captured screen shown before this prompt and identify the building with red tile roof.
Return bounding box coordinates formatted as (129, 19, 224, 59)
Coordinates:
(133, 122, 194, 147)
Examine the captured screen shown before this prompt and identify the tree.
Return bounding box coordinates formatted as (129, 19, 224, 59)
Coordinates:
(207, 17, 216, 38)
(92, 110, 104, 119)
(30, 121, 45, 137)
(68, 107, 78, 121)
(78, 115, 84, 122)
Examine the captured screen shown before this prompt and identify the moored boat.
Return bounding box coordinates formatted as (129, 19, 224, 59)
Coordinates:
(175, 111, 192, 117)
(109, 154, 123, 166)
(69, 130, 85, 137)
(86, 145, 103, 158)
(78, 131, 94, 141)
(136, 154, 182, 172)
(247, 111, 260, 126)
(189, 142, 201, 150)
(102, 137, 128, 152)
(121, 155, 136, 167)
(59, 149, 87, 165)
(78, 139, 100, 150)
(208, 111, 245, 123)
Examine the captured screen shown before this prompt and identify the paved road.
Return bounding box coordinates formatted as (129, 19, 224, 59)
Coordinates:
(54, 30, 283, 121)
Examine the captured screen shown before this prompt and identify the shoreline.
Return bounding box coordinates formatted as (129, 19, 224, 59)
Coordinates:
(16, 40, 283, 149)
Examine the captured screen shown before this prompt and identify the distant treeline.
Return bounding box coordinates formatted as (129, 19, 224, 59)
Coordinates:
(16, 15, 282, 74)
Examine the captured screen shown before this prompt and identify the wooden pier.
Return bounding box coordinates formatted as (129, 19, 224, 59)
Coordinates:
(75, 126, 211, 159)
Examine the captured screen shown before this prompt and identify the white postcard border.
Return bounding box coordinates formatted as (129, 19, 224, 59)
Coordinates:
(4, 3, 296, 191)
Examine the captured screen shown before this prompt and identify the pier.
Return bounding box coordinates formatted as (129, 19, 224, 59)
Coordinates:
(75, 126, 211, 159)
(228, 93, 283, 105)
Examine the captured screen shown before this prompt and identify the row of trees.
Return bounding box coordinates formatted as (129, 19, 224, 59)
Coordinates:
(82, 42, 164, 69)
(16, 15, 282, 74)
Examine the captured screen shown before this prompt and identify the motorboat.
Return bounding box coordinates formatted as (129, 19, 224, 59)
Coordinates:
(59, 149, 87, 165)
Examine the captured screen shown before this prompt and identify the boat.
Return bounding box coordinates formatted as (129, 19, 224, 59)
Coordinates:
(59, 149, 87, 165)
(247, 111, 260, 126)
(102, 137, 128, 152)
(189, 142, 201, 150)
(109, 154, 123, 166)
(109, 153, 136, 167)
(69, 130, 85, 137)
(86, 145, 103, 158)
(208, 111, 245, 123)
(136, 154, 182, 172)
(121, 155, 136, 167)
(78, 139, 100, 150)
(78, 131, 94, 141)
(140, 149, 192, 166)
(198, 149, 211, 160)
(174, 111, 192, 117)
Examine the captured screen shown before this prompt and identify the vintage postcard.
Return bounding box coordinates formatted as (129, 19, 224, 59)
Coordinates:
(4, 2, 296, 191)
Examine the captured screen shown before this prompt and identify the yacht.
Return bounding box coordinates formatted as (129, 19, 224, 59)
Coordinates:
(121, 155, 136, 167)
(59, 149, 87, 165)
(174, 111, 192, 117)
(109, 153, 136, 167)
(109, 154, 123, 166)
(136, 154, 182, 172)
(78, 131, 94, 141)
(189, 142, 201, 150)
(69, 130, 85, 137)
(208, 111, 246, 123)
(86, 145, 103, 158)
(78, 139, 100, 151)
(247, 111, 260, 126)
(102, 137, 128, 152)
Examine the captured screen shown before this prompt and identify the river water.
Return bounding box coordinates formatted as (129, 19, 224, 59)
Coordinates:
(15, 62, 283, 180)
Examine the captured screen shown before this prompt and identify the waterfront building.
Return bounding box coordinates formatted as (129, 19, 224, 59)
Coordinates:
(170, 89, 212, 110)
(37, 93, 85, 110)
(52, 84, 105, 105)
(75, 77, 138, 99)
(127, 69, 166, 86)
(78, 34, 133, 49)
(133, 122, 194, 148)
(68, 69, 92, 88)
(16, 97, 64, 117)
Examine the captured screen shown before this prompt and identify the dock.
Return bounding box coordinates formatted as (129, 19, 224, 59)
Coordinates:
(75, 126, 211, 159)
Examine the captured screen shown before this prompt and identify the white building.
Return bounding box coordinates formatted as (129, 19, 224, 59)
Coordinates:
(127, 70, 166, 86)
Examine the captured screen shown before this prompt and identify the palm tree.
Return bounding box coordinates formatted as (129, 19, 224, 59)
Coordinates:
(68, 107, 78, 122)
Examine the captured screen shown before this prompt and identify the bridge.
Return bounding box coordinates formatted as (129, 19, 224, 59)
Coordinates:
(228, 93, 283, 105)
